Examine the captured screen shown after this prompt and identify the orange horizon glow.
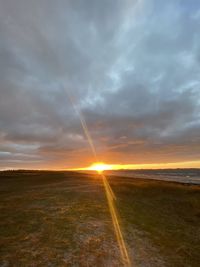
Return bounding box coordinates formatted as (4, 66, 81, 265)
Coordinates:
(70, 160, 200, 172)
(2, 160, 200, 171)
(1, 158, 200, 172)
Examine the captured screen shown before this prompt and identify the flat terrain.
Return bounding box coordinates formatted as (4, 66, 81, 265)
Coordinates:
(0, 171, 200, 267)
(106, 169, 200, 185)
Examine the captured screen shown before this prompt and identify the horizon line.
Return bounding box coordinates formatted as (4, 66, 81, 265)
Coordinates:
(1, 160, 200, 172)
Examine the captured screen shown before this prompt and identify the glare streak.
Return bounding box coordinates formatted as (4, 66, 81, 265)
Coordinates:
(102, 173, 116, 200)
(102, 173, 131, 266)
(67, 90, 131, 266)
(67, 91, 98, 161)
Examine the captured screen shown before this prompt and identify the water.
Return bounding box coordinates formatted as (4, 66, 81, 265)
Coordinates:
(105, 169, 200, 185)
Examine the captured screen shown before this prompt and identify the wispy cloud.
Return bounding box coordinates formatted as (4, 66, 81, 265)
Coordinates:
(0, 0, 200, 169)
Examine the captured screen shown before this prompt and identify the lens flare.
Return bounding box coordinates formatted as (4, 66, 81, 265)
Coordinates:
(66, 90, 131, 266)
(66, 91, 98, 161)
(101, 173, 131, 266)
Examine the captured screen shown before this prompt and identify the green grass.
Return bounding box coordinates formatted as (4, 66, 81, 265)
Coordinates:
(0, 171, 200, 266)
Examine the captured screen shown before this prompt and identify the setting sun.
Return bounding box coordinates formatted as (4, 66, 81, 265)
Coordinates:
(88, 162, 112, 173)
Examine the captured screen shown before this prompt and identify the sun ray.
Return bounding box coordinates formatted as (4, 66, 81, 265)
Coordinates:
(66, 91, 98, 161)
(66, 90, 131, 266)
(102, 173, 131, 266)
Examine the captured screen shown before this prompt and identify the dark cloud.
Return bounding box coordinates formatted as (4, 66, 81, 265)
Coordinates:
(0, 0, 200, 169)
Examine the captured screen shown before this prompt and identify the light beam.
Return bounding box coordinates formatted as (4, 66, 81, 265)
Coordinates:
(66, 90, 131, 266)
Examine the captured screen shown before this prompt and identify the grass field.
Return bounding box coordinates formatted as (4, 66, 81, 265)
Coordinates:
(0, 171, 200, 267)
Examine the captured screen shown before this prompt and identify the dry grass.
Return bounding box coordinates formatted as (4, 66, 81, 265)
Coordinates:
(0, 170, 200, 266)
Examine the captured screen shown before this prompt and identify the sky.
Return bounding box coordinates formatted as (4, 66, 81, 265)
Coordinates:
(0, 0, 200, 170)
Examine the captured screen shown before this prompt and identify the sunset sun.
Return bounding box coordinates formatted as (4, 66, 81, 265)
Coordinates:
(88, 162, 112, 173)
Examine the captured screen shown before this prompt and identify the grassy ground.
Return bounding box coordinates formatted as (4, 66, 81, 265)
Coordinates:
(0, 171, 199, 267)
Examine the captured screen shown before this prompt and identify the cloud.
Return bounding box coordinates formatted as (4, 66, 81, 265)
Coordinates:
(0, 0, 200, 169)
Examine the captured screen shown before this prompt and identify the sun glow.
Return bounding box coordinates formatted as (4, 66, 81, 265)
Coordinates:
(88, 162, 112, 173)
